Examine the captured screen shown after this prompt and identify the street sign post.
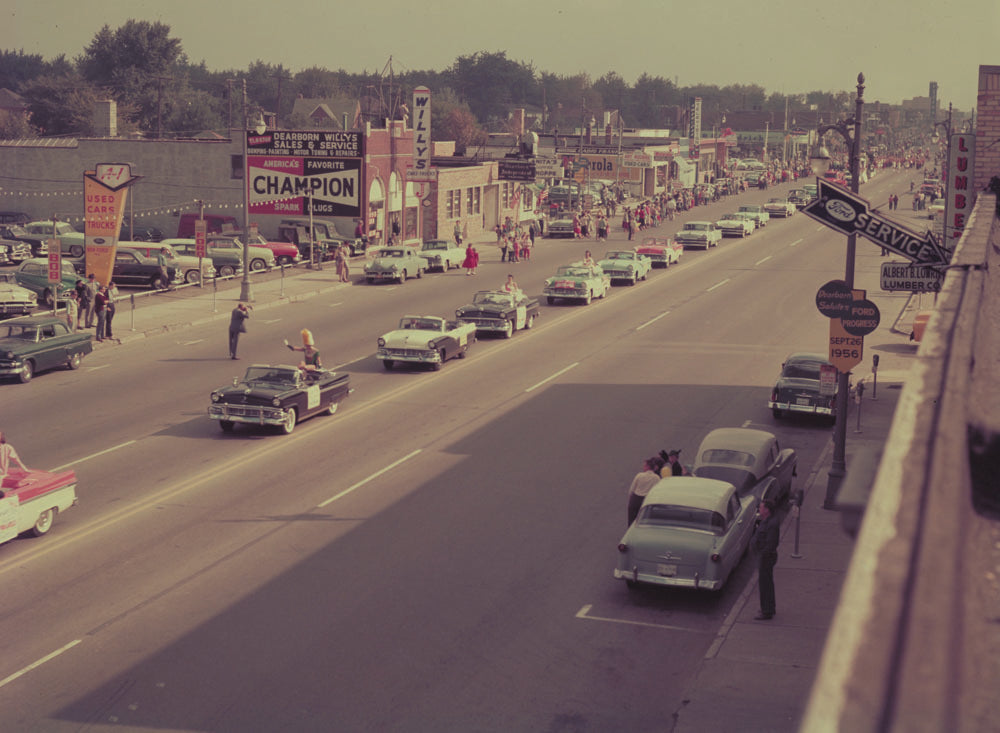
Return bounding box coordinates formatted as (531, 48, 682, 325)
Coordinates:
(802, 179, 949, 266)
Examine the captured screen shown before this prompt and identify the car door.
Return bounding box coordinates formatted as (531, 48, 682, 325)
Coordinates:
(113, 252, 146, 286)
(35, 323, 64, 370)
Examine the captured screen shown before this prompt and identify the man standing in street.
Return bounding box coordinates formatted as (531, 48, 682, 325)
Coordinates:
(754, 499, 780, 620)
(229, 302, 251, 360)
(84, 273, 99, 328)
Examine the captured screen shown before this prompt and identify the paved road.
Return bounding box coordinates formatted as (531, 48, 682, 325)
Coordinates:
(0, 169, 923, 731)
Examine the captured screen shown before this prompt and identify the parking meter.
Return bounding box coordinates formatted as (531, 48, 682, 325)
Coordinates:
(790, 489, 805, 558)
(871, 354, 880, 399)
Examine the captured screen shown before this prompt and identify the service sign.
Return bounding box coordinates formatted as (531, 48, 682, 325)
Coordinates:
(943, 133, 975, 249)
(247, 131, 363, 218)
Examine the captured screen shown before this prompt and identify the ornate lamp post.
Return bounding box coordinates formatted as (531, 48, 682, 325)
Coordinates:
(810, 73, 864, 509)
(240, 79, 266, 303)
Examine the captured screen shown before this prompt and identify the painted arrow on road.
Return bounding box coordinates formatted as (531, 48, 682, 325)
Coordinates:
(802, 179, 949, 266)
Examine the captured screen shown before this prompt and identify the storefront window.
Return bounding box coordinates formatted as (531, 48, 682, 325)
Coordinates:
(466, 187, 480, 215)
(446, 190, 461, 218)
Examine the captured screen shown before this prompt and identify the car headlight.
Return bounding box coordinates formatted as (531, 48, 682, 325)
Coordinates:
(427, 339, 438, 349)
(211, 392, 220, 402)
(390, 264, 399, 271)
(4, 351, 15, 359)
(377, 337, 386, 347)
(272, 397, 281, 407)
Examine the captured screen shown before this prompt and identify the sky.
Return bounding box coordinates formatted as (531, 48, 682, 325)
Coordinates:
(2, 0, 993, 113)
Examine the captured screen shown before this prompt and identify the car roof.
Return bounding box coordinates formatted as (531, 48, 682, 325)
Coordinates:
(2, 314, 65, 327)
(644, 477, 737, 514)
(699, 427, 776, 455)
(785, 352, 831, 366)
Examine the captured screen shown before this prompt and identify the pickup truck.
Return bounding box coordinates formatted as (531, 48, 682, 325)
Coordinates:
(377, 315, 476, 370)
(1, 468, 78, 542)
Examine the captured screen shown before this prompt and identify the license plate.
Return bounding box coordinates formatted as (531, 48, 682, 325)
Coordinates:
(796, 397, 811, 406)
(657, 563, 677, 577)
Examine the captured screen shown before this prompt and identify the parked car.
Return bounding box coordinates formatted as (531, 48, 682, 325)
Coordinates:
(635, 237, 682, 268)
(211, 231, 300, 266)
(927, 200, 946, 220)
(676, 221, 721, 249)
(546, 217, 576, 238)
(0, 235, 31, 264)
(692, 428, 797, 504)
(597, 250, 651, 285)
(120, 243, 215, 284)
(418, 239, 465, 271)
(763, 198, 797, 218)
(208, 364, 351, 435)
(455, 289, 540, 338)
(13, 258, 79, 307)
(769, 352, 838, 423)
(377, 315, 476, 370)
(24, 220, 85, 258)
(715, 213, 755, 238)
(0, 210, 31, 226)
(176, 212, 238, 239)
(364, 246, 426, 284)
(614, 477, 759, 591)
(542, 263, 610, 305)
(205, 234, 276, 272)
(737, 205, 770, 228)
(0, 225, 46, 257)
(0, 314, 93, 383)
(0, 467, 77, 541)
(119, 218, 164, 242)
(109, 249, 181, 290)
(276, 217, 365, 259)
(162, 238, 244, 278)
(0, 271, 38, 318)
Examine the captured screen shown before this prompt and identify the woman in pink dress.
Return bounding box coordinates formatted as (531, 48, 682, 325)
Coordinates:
(463, 244, 478, 275)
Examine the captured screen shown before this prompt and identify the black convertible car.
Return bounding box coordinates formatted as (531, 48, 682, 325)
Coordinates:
(208, 364, 350, 434)
(455, 289, 540, 338)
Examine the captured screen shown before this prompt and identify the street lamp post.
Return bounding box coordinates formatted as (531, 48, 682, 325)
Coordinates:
(811, 72, 865, 510)
(240, 79, 266, 303)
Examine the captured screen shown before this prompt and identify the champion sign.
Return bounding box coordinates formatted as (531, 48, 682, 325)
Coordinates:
(248, 156, 361, 217)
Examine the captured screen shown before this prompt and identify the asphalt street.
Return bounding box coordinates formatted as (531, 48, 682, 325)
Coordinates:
(0, 168, 927, 731)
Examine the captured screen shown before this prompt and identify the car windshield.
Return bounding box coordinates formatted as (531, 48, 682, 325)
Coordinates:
(685, 223, 708, 231)
(400, 318, 442, 331)
(382, 250, 405, 258)
(423, 242, 446, 250)
(782, 363, 822, 380)
(473, 292, 512, 306)
(2, 325, 38, 340)
(557, 267, 590, 277)
(245, 367, 298, 385)
(638, 504, 726, 534)
(700, 449, 754, 467)
(605, 252, 631, 260)
(740, 207, 761, 213)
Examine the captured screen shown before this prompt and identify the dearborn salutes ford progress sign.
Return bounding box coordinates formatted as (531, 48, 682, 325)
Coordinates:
(247, 131, 363, 218)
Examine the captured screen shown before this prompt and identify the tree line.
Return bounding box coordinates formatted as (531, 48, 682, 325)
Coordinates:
(0, 20, 856, 152)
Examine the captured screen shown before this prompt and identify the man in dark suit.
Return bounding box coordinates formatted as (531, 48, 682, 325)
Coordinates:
(228, 302, 251, 359)
(754, 499, 780, 620)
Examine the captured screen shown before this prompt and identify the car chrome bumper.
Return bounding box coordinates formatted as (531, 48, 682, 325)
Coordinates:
(377, 349, 440, 363)
(613, 567, 721, 590)
(207, 404, 288, 426)
(769, 400, 834, 415)
(0, 361, 26, 376)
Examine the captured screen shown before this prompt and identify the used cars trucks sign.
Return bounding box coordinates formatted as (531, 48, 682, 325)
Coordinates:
(247, 131, 362, 217)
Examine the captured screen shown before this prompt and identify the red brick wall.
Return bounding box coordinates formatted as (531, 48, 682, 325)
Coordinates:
(974, 65, 1000, 194)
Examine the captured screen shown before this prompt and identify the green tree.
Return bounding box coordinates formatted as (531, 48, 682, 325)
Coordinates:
(446, 51, 536, 124)
(0, 109, 38, 138)
(20, 72, 103, 136)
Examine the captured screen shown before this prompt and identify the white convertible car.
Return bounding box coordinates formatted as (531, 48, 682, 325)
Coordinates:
(377, 315, 476, 370)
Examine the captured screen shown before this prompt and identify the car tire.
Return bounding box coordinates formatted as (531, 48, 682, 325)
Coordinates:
(416, 267, 422, 278)
(30, 508, 55, 536)
(218, 265, 235, 277)
(66, 351, 82, 370)
(280, 408, 297, 435)
(502, 320, 513, 339)
(326, 401, 339, 415)
(584, 291, 592, 306)
(525, 314, 536, 330)
(18, 359, 34, 383)
(151, 275, 166, 290)
(432, 350, 445, 370)
(383, 359, 394, 370)
(219, 420, 235, 432)
(399, 269, 407, 283)
(42, 288, 56, 308)
(70, 244, 84, 258)
(367, 278, 375, 284)
(772, 407, 784, 419)
(630, 273, 638, 286)
(250, 258, 267, 272)
(278, 255, 293, 266)
(546, 296, 555, 305)
(185, 269, 201, 284)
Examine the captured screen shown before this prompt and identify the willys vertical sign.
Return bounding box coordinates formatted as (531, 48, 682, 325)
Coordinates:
(410, 86, 434, 181)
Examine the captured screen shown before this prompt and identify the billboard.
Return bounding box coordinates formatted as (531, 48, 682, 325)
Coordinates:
(83, 164, 136, 286)
(246, 131, 363, 217)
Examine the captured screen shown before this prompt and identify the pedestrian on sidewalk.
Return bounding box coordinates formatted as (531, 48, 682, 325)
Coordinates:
(228, 302, 251, 359)
(335, 245, 350, 283)
(105, 282, 118, 340)
(84, 273, 99, 328)
(74, 280, 88, 329)
(754, 499, 780, 620)
(94, 285, 108, 341)
(64, 290, 78, 333)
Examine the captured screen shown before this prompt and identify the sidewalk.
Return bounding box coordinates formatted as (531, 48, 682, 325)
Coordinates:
(673, 374, 913, 731)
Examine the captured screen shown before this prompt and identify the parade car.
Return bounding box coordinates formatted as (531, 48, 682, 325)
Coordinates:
(0, 315, 93, 383)
(455, 289, 540, 338)
(542, 263, 610, 305)
(0, 467, 78, 541)
(737, 205, 770, 228)
(715, 213, 756, 238)
(927, 200, 946, 220)
(377, 315, 476, 370)
(208, 364, 351, 435)
(675, 221, 722, 249)
(692, 428, 797, 505)
(802, 183, 818, 200)
(364, 246, 426, 284)
(769, 352, 838, 423)
(597, 250, 652, 284)
(0, 271, 38, 318)
(545, 217, 576, 238)
(418, 239, 466, 271)
(787, 189, 811, 208)
(614, 477, 759, 591)
(764, 197, 797, 218)
(14, 258, 79, 307)
(636, 237, 682, 268)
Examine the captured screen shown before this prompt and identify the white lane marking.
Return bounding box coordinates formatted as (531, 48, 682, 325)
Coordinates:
(318, 449, 422, 508)
(742, 419, 752, 427)
(636, 310, 671, 331)
(260, 318, 281, 324)
(755, 256, 772, 266)
(815, 226, 825, 232)
(85, 364, 109, 372)
(51, 441, 136, 471)
(328, 302, 343, 307)
(706, 278, 730, 292)
(525, 362, 578, 393)
(789, 238, 803, 247)
(0, 639, 82, 689)
(182, 339, 204, 346)
(576, 605, 713, 633)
